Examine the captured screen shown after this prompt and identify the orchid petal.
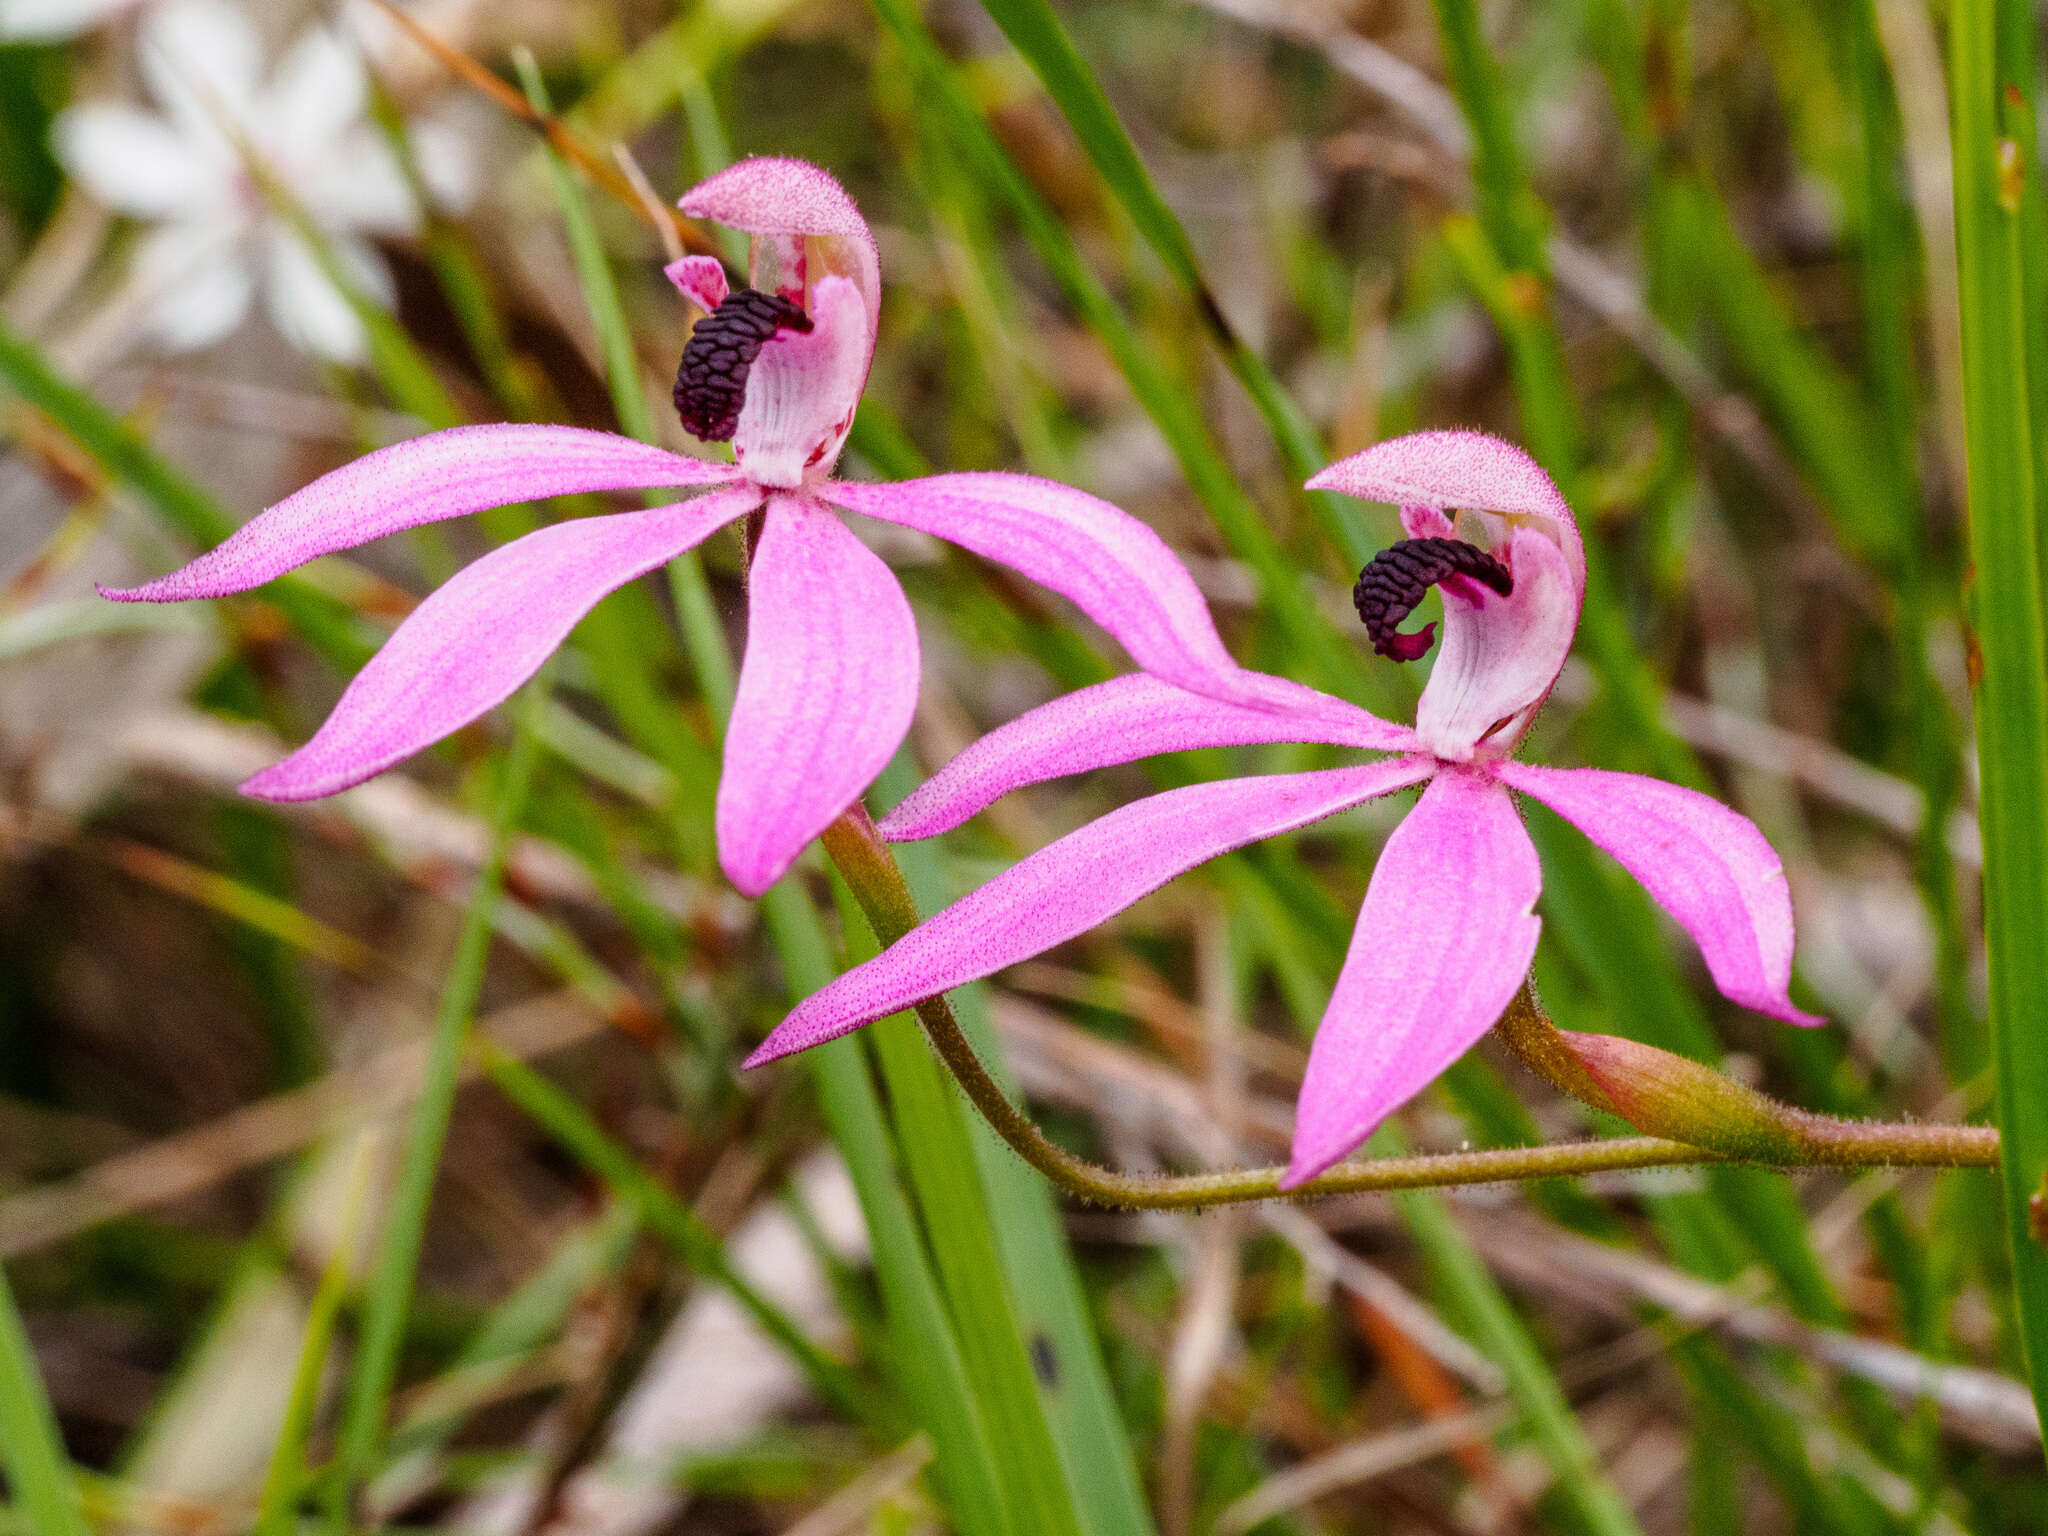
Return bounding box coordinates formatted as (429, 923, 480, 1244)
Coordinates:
(750, 758, 1436, 1065)
(1496, 762, 1824, 1025)
(1285, 768, 1542, 1186)
(243, 488, 758, 801)
(830, 472, 1260, 704)
(666, 254, 730, 313)
(717, 497, 921, 897)
(103, 425, 738, 603)
(1309, 429, 1585, 606)
(679, 156, 881, 350)
(881, 672, 1416, 841)
(731, 273, 868, 488)
(1414, 526, 1576, 760)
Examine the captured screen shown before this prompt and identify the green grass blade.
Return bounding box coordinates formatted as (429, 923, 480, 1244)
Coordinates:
(867, 0, 1360, 696)
(0, 1266, 90, 1536)
(1948, 0, 2048, 1432)
(761, 881, 1016, 1536)
(969, 0, 1369, 563)
(832, 869, 1086, 1536)
(322, 678, 547, 1530)
(517, 52, 736, 721)
(477, 1043, 885, 1429)
(252, 1155, 372, 1536)
(0, 317, 363, 666)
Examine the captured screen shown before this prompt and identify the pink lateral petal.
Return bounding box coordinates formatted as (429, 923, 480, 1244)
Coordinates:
(1414, 526, 1577, 761)
(880, 672, 1417, 842)
(1285, 768, 1542, 1186)
(242, 487, 759, 801)
(716, 497, 921, 897)
(830, 472, 1263, 705)
(103, 424, 736, 603)
(749, 757, 1437, 1065)
(732, 274, 869, 489)
(665, 254, 729, 312)
(1496, 762, 1824, 1026)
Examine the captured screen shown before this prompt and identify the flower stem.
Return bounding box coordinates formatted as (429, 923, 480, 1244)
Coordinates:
(820, 807, 1998, 1206)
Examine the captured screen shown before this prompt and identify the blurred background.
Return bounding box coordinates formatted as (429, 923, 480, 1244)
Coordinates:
(0, 0, 2036, 1532)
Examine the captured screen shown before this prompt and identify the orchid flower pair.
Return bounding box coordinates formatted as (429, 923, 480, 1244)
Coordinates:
(105, 158, 1262, 898)
(108, 156, 1819, 1184)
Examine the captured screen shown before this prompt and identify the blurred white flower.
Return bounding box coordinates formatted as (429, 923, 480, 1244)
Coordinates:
(0, 0, 146, 43)
(53, 0, 473, 362)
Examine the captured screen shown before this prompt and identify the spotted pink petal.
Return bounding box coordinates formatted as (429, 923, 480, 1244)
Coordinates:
(1496, 762, 1824, 1026)
(665, 254, 729, 312)
(1285, 767, 1542, 1186)
(880, 672, 1417, 842)
(829, 472, 1261, 705)
(1413, 525, 1577, 760)
(102, 425, 737, 603)
(242, 487, 759, 801)
(679, 156, 881, 371)
(732, 274, 868, 489)
(717, 496, 921, 897)
(749, 758, 1436, 1065)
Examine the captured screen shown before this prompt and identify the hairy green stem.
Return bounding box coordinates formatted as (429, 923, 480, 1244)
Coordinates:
(820, 809, 1997, 1207)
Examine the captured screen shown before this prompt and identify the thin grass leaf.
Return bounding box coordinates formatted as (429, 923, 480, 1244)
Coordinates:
(969, 0, 1370, 564)
(252, 1151, 374, 1536)
(517, 52, 736, 722)
(1948, 0, 2048, 1432)
(322, 676, 548, 1530)
(0, 1266, 90, 1536)
(0, 318, 364, 666)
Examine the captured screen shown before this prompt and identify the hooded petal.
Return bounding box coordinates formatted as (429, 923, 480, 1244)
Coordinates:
(679, 156, 881, 352)
(1307, 428, 1583, 602)
(880, 672, 1417, 841)
(1286, 768, 1541, 1186)
(103, 425, 738, 602)
(1496, 762, 1824, 1026)
(730, 273, 868, 488)
(717, 497, 921, 897)
(243, 488, 758, 801)
(749, 758, 1436, 1065)
(1413, 525, 1577, 760)
(829, 472, 1261, 704)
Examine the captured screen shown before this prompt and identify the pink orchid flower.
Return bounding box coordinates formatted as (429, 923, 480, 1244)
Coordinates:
(101, 157, 1261, 897)
(748, 430, 1823, 1186)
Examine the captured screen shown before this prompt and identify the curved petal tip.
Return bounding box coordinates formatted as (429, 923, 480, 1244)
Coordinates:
(1307, 429, 1570, 522)
(679, 156, 873, 246)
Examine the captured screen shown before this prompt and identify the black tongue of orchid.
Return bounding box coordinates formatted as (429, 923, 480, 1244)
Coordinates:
(1352, 537, 1514, 660)
(672, 287, 814, 443)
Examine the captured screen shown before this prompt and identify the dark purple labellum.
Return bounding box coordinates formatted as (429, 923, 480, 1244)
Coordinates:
(672, 287, 814, 443)
(1352, 537, 1514, 661)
